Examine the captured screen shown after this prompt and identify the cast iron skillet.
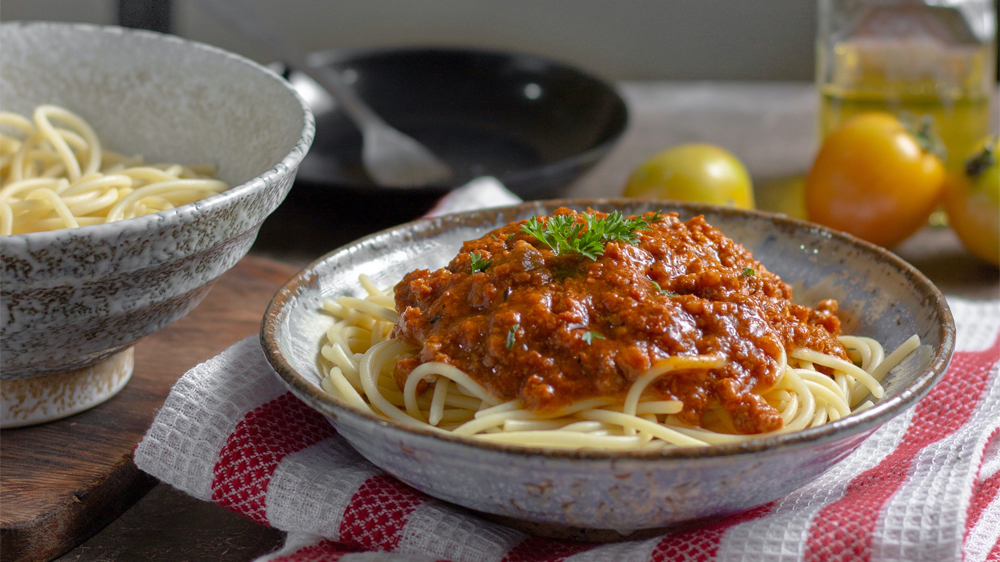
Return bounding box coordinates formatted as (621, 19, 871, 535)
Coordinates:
(294, 47, 628, 200)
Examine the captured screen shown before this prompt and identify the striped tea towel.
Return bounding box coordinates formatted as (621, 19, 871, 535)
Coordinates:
(135, 180, 1000, 561)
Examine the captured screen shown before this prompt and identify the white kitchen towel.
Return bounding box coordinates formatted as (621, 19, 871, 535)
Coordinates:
(135, 180, 1000, 561)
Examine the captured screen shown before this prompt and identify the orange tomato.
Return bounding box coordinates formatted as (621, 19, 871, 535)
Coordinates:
(805, 112, 946, 248)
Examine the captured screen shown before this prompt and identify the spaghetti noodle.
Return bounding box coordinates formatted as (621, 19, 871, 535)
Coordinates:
(0, 104, 228, 235)
(316, 210, 919, 450)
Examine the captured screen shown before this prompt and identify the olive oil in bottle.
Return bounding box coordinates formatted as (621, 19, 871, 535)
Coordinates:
(817, 1, 996, 171)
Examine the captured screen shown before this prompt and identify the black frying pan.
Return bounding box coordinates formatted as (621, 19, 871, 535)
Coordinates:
(295, 47, 627, 198)
(257, 48, 627, 258)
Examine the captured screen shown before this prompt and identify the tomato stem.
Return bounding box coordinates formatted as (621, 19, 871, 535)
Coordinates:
(964, 136, 998, 179)
(899, 112, 947, 162)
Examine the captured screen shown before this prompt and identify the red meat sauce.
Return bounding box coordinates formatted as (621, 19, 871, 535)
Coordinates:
(392, 208, 846, 434)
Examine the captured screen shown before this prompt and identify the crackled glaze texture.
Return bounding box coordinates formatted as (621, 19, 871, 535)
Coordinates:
(262, 200, 954, 531)
(1, 22, 315, 379)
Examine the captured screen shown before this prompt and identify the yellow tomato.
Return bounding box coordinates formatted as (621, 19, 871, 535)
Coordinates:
(944, 136, 999, 266)
(623, 144, 755, 209)
(805, 112, 946, 248)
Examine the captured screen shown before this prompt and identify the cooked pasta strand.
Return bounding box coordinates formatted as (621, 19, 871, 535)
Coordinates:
(315, 273, 919, 451)
(0, 105, 227, 234)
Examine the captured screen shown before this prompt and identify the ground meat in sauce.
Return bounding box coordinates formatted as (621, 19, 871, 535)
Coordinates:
(392, 208, 847, 434)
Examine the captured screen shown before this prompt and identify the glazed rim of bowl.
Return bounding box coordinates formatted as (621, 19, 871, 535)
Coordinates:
(0, 21, 315, 245)
(262, 199, 956, 461)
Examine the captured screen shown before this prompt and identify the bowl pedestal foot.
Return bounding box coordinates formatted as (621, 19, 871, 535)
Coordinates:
(1, 348, 134, 429)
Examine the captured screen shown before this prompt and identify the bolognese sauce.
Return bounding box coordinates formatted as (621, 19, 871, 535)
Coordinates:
(392, 208, 846, 434)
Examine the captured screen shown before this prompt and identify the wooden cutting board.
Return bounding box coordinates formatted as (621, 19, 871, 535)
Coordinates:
(0, 256, 298, 562)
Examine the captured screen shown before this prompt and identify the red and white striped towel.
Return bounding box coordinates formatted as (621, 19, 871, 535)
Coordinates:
(135, 182, 1000, 561)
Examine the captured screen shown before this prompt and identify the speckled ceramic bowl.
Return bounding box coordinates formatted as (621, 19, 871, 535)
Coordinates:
(262, 200, 954, 532)
(1, 22, 315, 384)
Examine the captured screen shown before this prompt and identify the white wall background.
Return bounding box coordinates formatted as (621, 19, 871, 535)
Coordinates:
(0, 0, 818, 81)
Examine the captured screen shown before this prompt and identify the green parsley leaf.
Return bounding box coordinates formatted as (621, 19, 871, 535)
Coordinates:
(521, 215, 584, 256)
(587, 211, 653, 246)
(506, 323, 520, 350)
(582, 331, 605, 345)
(649, 279, 678, 297)
(470, 252, 492, 274)
(740, 267, 755, 277)
(521, 211, 660, 260)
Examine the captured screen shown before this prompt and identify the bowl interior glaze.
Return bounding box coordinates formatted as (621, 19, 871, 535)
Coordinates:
(262, 200, 954, 530)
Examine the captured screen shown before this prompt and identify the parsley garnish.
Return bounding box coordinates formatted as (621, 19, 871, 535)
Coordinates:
(650, 279, 678, 297)
(470, 252, 492, 274)
(506, 324, 520, 350)
(582, 331, 605, 345)
(740, 267, 755, 277)
(522, 215, 594, 258)
(521, 211, 660, 260)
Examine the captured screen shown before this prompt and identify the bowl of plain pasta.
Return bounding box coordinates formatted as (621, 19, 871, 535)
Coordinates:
(261, 199, 954, 533)
(0, 22, 314, 427)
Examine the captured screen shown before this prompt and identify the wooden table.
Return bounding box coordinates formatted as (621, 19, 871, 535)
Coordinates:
(48, 81, 998, 561)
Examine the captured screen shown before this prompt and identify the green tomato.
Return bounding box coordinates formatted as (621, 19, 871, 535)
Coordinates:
(623, 144, 754, 209)
(944, 136, 999, 265)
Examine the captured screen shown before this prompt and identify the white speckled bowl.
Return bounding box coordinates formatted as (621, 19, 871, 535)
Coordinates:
(262, 199, 954, 533)
(1, 22, 315, 387)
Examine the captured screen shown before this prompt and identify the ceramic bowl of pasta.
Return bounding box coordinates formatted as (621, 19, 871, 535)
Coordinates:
(261, 199, 953, 532)
(0, 22, 314, 426)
